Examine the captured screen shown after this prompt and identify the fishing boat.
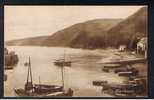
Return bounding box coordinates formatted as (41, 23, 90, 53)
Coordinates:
(54, 59, 71, 67)
(14, 57, 73, 97)
(54, 50, 72, 67)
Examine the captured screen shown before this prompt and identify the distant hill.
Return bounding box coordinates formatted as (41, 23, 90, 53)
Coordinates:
(6, 19, 122, 48)
(107, 7, 147, 49)
(6, 36, 48, 46)
(6, 7, 147, 49)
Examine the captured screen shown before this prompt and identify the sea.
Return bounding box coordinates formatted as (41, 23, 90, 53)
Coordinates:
(4, 46, 128, 97)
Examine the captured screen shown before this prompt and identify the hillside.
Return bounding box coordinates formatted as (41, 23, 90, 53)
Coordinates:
(6, 7, 147, 49)
(5, 36, 48, 46)
(6, 19, 122, 48)
(107, 7, 147, 49)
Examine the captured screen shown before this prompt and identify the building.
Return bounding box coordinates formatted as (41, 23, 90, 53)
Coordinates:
(119, 45, 127, 52)
(137, 37, 147, 58)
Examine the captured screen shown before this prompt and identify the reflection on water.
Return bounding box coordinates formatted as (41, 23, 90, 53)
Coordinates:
(4, 46, 126, 97)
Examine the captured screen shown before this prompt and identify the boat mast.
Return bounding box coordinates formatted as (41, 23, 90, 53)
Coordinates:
(29, 57, 33, 84)
(61, 50, 65, 88)
(39, 76, 41, 85)
(25, 56, 33, 91)
(26, 57, 33, 85)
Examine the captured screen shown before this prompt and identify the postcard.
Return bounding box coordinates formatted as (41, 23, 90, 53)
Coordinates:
(4, 6, 148, 98)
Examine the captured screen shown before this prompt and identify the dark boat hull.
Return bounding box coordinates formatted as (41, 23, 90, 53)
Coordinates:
(34, 84, 63, 94)
(14, 84, 73, 97)
(54, 61, 71, 67)
(14, 88, 73, 97)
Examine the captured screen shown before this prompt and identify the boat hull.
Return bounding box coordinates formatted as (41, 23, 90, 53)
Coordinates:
(14, 88, 73, 97)
(33, 84, 63, 94)
(54, 61, 71, 67)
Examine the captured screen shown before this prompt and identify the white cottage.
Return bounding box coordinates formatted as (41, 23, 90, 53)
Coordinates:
(119, 45, 127, 52)
(137, 37, 147, 58)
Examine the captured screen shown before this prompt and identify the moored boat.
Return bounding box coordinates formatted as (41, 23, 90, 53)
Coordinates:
(14, 87, 73, 97)
(54, 59, 71, 67)
(54, 50, 72, 67)
(14, 57, 73, 97)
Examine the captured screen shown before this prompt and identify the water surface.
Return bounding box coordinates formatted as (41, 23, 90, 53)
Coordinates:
(4, 46, 127, 97)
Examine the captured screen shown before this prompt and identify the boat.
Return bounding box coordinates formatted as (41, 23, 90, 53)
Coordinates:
(101, 82, 137, 97)
(54, 50, 72, 67)
(92, 80, 107, 86)
(54, 59, 71, 67)
(118, 71, 134, 77)
(103, 64, 122, 69)
(14, 57, 73, 97)
(102, 64, 122, 72)
(114, 89, 136, 97)
(114, 66, 139, 75)
(14, 86, 73, 97)
(118, 69, 139, 77)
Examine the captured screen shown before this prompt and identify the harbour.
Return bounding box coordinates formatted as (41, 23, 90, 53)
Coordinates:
(4, 46, 147, 97)
(4, 6, 148, 97)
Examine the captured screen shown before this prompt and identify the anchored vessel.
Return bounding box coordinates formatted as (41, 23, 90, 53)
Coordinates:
(54, 59, 71, 67)
(54, 50, 72, 67)
(14, 57, 73, 97)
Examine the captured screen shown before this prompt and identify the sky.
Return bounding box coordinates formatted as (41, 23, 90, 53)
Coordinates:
(5, 6, 146, 41)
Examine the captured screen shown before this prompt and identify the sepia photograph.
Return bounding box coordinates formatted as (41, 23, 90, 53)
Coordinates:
(4, 6, 148, 97)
